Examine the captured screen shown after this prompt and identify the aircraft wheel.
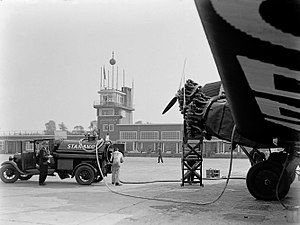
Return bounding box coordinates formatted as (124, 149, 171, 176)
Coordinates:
(19, 174, 33, 180)
(75, 165, 95, 185)
(287, 170, 296, 185)
(0, 164, 20, 183)
(246, 161, 290, 200)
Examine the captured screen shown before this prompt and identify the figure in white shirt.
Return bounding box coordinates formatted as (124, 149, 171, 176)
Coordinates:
(110, 147, 124, 186)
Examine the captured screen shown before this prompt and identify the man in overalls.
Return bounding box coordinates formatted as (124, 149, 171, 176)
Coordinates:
(110, 147, 124, 186)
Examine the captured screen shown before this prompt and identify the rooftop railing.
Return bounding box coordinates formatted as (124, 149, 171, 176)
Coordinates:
(0, 130, 46, 136)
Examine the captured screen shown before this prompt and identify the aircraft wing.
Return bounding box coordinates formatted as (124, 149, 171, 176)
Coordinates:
(194, 0, 300, 147)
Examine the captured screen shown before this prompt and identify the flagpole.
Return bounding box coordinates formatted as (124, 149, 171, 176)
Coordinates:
(100, 66, 102, 90)
(123, 69, 125, 87)
(111, 62, 114, 90)
(103, 66, 106, 89)
(116, 66, 119, 90)
(108, 70, 110, 89)
(131, 78, 134, 108)
(109, 51, 116, 90)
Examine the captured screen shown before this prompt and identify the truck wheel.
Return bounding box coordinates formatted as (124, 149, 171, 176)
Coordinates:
(94, 175, 103, 183)
(19, 175, 33, 181)
(0, 164, 20, 183)
(75, 165, 95, 185)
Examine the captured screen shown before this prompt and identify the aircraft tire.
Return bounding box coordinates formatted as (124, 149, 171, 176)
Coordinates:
(287, 170, 296, 185)
(246, 161, 290, 201)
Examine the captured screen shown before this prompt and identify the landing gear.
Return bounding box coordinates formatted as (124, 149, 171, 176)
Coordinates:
(246, 161, 290, 200)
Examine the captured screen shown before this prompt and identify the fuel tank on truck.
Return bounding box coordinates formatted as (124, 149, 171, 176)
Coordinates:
(55, 139, 105, 154)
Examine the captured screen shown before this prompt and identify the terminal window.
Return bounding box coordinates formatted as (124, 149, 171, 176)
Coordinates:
(103, 124, 114, 132)
(0, 141, 4, 151)
(25, 142, 34, 152)
(140, 131, 159, 140)
(101, 109, 114, 115)
(101, 94, 114, 103)
(109, 124, 114, 132)
(120, 131, 137, 140)
(103, 124, 108, 132)
(161, 131, 181, 140)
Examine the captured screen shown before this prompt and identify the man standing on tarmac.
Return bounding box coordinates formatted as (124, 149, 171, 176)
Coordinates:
(110, 147, 124, 186)
(157, 147, 163, 163)
(38, 141, 50, 186)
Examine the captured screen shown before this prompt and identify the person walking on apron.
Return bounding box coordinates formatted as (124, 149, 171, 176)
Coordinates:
(157, 147, 163, 163)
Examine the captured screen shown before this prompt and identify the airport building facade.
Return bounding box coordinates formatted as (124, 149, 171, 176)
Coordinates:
(0, 54, 245, 157)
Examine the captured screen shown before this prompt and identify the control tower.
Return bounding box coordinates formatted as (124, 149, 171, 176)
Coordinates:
(93, 52, 134, 140)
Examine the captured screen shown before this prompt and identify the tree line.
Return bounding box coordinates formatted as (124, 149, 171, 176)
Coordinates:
(44, 120, 97, 135)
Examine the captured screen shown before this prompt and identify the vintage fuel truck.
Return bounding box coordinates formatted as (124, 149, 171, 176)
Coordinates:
(0, 134, 123, 185)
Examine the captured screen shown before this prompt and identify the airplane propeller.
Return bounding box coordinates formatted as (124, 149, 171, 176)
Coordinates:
(162, 82, 200, 115)
(162, 58, 187, 115)
(161, 59, 202, 115)
(162, 95, 178, 115)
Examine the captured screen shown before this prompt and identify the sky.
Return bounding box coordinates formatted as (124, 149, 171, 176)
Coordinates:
(0, 0, 219, 132)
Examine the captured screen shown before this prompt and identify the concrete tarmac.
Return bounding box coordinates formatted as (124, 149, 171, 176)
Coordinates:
(0, 156, 299, 225)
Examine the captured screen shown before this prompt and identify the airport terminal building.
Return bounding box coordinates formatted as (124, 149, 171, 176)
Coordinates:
(91, 58, 236, 156)
(0, 55, 245, 157)
(0, 76, 236, 156)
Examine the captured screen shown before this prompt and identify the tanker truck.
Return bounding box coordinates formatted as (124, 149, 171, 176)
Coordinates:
(0, 134, 122, 185)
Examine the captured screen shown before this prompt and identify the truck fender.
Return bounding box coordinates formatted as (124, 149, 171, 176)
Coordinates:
(1, 161, 25, 175)
(71, 163, 97, 178)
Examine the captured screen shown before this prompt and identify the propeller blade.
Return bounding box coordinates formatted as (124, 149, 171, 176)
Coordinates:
(163, 59, 186, 115)
(162, 96, 178, 114)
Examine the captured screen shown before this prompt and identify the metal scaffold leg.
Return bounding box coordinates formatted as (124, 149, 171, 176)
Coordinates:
(181, 138, 204, 187)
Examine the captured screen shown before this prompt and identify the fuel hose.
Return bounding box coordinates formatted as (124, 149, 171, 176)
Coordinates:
(79, 134, 291, 208)
(93, 137, 238, 206)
